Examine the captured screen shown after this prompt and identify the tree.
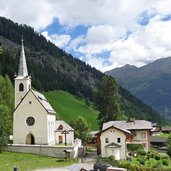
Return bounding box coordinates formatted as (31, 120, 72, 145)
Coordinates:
(0, 104, 12, 152)
(95, 76, 121, 128)
(70, 116, 91, 145)
(167, 134, 171, 157)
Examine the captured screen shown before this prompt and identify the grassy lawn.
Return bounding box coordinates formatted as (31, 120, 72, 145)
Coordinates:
(0, 151, 74, 171)
(44, 90, 99, 130)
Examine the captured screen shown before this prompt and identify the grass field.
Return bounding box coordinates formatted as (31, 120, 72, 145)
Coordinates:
(0, 151, 74, 171)
(44, 90, 99, 130)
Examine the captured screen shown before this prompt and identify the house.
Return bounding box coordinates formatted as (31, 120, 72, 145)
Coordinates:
(13, 40, 74, 146)
(96, 120, 152, 160)
(161, 128, 171, 134)
(150, 136, 167, 151)
(55, 120, 74, 145)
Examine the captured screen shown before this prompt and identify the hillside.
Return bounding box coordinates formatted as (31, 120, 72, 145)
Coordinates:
(106, 57, 171, 120)
(0, 17, 167, 125)
(44, 90, 99, 130)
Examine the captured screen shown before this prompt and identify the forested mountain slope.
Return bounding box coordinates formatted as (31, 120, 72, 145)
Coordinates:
(0, 17, 166, 125)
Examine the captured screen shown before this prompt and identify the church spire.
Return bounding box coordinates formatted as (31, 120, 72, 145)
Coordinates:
(18, 39, 28, 77)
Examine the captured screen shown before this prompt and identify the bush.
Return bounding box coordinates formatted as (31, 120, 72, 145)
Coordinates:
(154, 154, 160, 160)
(162, 159, 169, 166)
(137, 149, 146, 156)
(127, 144, 143, 152)
(153, 160, 163, 169)
(139, 159, 145, 165)
(118, 160, 131, 169)
(108, 155, 115, 161)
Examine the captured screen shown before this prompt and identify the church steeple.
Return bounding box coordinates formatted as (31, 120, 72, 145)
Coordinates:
(14, 39, 31, 108)
(18, 39, 28, 77)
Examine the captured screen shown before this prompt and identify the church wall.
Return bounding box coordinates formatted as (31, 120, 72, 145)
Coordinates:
(14, 77, 31, 108)
(13, 91, 49, 145)
(47, 114, 56, 145)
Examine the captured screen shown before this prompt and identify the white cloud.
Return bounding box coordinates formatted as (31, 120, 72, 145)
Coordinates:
(42, 31, 71, 48)
(0, 0, 55, 30)
(1, 0, 171, 71)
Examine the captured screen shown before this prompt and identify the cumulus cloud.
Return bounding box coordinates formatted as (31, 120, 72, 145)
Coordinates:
(0, 0, 55, 30)
(1, 0, 171, 71)
(42, 31, 71, 48)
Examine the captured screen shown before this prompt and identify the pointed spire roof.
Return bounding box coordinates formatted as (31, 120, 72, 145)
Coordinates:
(18, 39, 28, 77)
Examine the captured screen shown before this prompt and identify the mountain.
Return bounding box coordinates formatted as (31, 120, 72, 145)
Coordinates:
(0, 17, 166, 125)
(106, 58, 171, 121)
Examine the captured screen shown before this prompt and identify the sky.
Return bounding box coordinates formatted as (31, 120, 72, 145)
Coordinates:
(0, 0, 171, 72)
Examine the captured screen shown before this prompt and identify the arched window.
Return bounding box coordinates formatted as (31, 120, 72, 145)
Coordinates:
(19, 83, 24, 91)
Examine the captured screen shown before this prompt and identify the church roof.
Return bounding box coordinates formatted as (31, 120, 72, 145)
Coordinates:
(18, 40, 28, 77)
(55, 120, 74, 132)
(32, 90, 56, 114)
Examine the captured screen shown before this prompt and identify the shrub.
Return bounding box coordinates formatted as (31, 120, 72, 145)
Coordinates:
(118, 160, 131, 169)
(162, 159, 169, 166)
(154, 154, 160, 160)
(139, 159, 145, 165)
(108, 155, 115, 161)
(137, 149, 146, 156)
(127, 144, 143, 152)
(153, 160, 163, 169)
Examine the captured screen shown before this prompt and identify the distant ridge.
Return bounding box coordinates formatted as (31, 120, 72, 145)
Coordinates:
(106, 57, 171, 121)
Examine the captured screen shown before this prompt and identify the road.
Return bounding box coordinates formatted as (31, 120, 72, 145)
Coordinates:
(34, 162, 95, 171)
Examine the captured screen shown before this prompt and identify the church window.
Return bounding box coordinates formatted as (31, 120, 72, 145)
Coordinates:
(19, 83, 24, 91)
(29, 101, 32, 104)
(26, 116, 35, 126)
(58, 125, 63, 130)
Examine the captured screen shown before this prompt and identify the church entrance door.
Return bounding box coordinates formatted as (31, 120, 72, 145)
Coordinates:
(26, 133, 35, 144)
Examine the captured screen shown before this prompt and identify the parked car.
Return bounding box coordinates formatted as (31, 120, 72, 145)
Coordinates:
(93, 162, 112, 171)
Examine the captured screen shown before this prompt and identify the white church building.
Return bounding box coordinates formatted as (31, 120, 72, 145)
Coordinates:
(13, 40, 74, 146)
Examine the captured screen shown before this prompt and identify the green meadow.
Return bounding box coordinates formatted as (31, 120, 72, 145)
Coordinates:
(44, 90, 99, 130)
(0, 151, 74, 171)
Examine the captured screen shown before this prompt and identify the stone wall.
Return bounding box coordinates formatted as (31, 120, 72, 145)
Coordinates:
(5, 144, 75, 158)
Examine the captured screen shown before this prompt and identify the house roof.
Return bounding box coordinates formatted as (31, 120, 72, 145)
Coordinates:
(96, 125, 130, 136)
(150, 136, 167, 143)
(32, 90, 56, 114)
(102, 120, 152, 131)
(105, 142, 121, 148)
(55, 120, 74, 131)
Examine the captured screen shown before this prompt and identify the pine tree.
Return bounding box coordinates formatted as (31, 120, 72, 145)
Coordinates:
(95, 76, 121, 128)
(0, 104, 12, 152)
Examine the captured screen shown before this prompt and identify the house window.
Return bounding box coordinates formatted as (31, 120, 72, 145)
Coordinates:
(141, 133, 146, 139)
(19, 83, 24, 91)
(117, 138, 121, 143)
(105, 138, 109, 143)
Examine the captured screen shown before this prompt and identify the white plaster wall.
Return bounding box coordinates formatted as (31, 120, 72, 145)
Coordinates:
(47, 115, 56, 145)
(55, 131, 74, 145)
(13, 91, 49, 145)
(133, 130, 149, 151)
(100, 128, 126, 159)
(15, 77, 31, 107)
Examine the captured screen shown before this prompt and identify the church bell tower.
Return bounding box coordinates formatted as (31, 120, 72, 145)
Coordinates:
(14, 40, 31, 108)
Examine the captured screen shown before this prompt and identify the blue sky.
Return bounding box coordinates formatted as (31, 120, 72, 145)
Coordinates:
(0, 0, 171, 72)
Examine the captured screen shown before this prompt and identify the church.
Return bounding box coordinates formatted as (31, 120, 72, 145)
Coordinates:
(13, 40, 74, 146)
